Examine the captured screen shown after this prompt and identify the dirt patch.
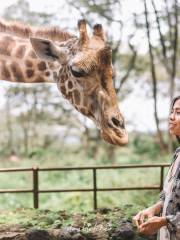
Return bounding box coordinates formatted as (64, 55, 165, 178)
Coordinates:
(0, 207, 156, 240)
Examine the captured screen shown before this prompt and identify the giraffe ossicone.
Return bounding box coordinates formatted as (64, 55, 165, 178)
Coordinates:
(0, 18, 128, 146)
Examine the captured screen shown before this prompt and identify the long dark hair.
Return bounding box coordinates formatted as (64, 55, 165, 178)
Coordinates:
(170, 96, 180, 143)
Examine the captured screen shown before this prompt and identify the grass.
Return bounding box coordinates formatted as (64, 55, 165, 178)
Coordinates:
(0, 205, 143, 230)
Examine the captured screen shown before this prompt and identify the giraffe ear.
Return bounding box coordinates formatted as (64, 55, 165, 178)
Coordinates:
(30, 37, 69, 63)
(93, 24, 105, 41)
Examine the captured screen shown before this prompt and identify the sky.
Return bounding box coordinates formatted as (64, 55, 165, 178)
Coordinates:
(0, 0, 173, 133)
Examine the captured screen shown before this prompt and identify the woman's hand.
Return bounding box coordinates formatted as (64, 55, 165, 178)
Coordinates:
(132, 202, 163, 228)
(138, 216, 167, 235)
(133, 206, 157, 227)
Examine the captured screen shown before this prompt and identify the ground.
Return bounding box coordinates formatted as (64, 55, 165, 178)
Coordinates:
(0, 206, 157, 240)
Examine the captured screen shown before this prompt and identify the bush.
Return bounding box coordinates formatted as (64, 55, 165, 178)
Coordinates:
(132, 134, 160, 157)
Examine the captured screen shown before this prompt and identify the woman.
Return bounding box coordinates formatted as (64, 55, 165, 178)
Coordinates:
(133, 96, 180, 240)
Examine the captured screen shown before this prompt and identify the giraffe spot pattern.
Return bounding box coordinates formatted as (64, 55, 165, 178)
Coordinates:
(45, 71, 50, 77)
(60, 85, 66, 96)
(26, 69, 34, 78)
(10, 62, 24, 82)
(68, 81, 73, 89)
(64, 73, 69, 80)
(73, 90, 81, 105)
(83, 96, 89, 107)
(34, 76, 45, 82)
(60, 75, 65, 83)
(1, 60, 11, 79)
(15, 45, 26, 58)
(38, 61, 46, 71)
(67, 91, 73, 100)
(59, 68, 64, 75)
(53, 72, 58, 81)
(80, 107, 88, 116)
(0, 36, 14, 56)
(25, 60, 33, 68)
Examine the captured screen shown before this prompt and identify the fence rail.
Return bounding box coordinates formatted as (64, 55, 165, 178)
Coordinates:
(0, 163, 170, 210)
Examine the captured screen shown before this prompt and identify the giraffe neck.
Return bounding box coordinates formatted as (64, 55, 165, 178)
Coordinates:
(0, 32, 90, 116)
(0, 34, 60, 83)
(0, 19, 74, 42)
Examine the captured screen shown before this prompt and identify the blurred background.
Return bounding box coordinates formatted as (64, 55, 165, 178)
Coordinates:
(0, 0, 179, 211)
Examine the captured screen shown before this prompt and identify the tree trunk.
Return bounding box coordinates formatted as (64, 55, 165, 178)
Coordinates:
(144, 0, 167, 152)
(6, 94, 13, 154)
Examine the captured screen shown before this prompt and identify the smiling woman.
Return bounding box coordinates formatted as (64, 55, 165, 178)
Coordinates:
(133, 96, 180, 240)
(169, 96, 180, 143)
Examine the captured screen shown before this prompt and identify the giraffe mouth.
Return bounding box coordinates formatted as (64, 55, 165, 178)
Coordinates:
(101, 127, 128, 146)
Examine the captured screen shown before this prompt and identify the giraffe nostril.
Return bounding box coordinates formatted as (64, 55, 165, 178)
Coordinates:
(111, 117, 125, 129)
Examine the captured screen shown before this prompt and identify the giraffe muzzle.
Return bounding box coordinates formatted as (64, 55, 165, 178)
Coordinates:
(99, 116, 128, 146)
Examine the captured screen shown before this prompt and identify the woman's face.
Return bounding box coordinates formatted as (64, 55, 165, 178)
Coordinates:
(169, 98, 180, 136)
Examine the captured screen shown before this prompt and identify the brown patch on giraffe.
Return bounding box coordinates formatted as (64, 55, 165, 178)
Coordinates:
(26, 69, 34, 78)
(67, 91, 73, 100)
(1, 60, 11, 79)
(25, 60, 33, 68)
(10, 62, 24, 82)
(29, 50, 37, 59)
(68, 81, 73, 89)
(61, 73, 68, 83)
(83, 96, 89, 107)
(64, 73, 69, 80)
(60, 85, 66, 96)
(53, 72, 58, 81)
(0, 36, 14, 56)
(73, 90, 81, 105)
(15, 45, 26, 58)
(60, 75, 65, 83)
(34, 76, 45, 82)
(45, 71, 50, 77)
(38, 61, 46, 71)
(80, 107, 88, 116)
(59, 68, 64, 75)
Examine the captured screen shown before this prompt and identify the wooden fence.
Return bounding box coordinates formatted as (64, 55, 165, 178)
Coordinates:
(0, 163, 170, 210)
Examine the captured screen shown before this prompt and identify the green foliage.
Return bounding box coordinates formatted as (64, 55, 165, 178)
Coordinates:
(132, 134, 161, 158)
(0, 206, 140, 230)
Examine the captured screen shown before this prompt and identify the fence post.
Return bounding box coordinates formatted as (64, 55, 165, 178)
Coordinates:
(93, 168, 97, 210)
(33, 167, 39, 208)
(160, 166, 164, 191)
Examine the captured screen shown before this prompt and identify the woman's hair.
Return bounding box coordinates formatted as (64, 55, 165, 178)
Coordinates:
(170, 96, 180, 143)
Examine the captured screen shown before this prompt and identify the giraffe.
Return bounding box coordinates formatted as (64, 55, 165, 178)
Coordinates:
(0, 18, 128, 146)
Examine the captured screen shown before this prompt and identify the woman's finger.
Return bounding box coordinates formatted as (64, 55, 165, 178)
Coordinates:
(140, 213, 146, 224)
(133, 212, 141, 222)
(133, 218, 140, 227)
(133, 212, 142, 227)
(140, 221, 149, 228)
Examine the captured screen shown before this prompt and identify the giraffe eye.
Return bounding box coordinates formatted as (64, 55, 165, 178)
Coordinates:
(70, 66, 87, 78)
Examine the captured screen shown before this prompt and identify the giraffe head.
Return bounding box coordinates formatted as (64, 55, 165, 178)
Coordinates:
(30, 20, 128, 146)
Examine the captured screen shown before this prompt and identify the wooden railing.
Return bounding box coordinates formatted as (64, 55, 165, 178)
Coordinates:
(0, 163, 170, 210)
